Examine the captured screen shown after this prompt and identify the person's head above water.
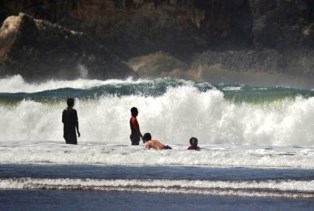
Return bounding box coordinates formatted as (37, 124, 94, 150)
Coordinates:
(189, 137, 198, 147)
(131, 107, 138, 117)
(67, 98, 75, 108)
(188, 137, 200, 150)
(143, 133, 152, 143)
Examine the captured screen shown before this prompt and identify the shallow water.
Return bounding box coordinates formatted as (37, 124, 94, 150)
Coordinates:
(1, 190, 314, 211)
(1, 163, 314, 198)
(0, 142, 313, 168)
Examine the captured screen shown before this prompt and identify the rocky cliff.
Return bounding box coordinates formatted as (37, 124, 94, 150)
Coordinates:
(0, 13, 133, 81)
(1, 0, 254, 59)
(1, 0, 314, 86)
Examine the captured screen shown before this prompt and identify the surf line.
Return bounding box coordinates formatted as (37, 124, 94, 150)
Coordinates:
(0, 178, 314, 199)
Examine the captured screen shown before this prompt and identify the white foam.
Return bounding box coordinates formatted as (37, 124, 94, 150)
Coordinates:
(1, 178, 313, 198)
(0, 142, 313, 168)
(1, 76, 314, 148)
(222, 86, 243, 91)
(1, 85, 314, 147)
(0, 74, 144, 93)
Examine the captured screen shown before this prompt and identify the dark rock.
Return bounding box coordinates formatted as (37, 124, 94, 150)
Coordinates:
(0, 0, 254, 60)
(189, 48, 314, 87)
(2, 1, 314, 54)
(127, 51, 187, 78)
(250, 0, 314, 49)
(1, 1, 314, 87)
(0, 13, 134, 81)
(191, 49, 287, 73)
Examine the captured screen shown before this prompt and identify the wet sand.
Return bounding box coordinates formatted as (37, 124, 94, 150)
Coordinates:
(0, 190, 313, 211)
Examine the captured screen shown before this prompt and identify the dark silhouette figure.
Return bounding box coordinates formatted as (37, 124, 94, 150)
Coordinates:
(129, 107, 143, 145)
(62, 98, 80, 145)
(188, 137, 200, 150)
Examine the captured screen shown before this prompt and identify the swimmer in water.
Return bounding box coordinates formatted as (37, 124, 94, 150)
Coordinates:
(143, 133, 172, 150)
(187, 137, 200, 150)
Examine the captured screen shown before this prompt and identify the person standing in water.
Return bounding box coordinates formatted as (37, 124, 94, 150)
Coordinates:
(130, 107, 143, 145)
(62, 98, 80, 145)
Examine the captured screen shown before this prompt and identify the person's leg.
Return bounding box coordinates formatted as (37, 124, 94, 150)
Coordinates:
(65, 133, 77, 145)
(130, 134, 140, 145)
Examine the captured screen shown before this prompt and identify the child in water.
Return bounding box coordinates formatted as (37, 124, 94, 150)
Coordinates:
(188, 137, 200, 150)
(129, 107, 143, 145)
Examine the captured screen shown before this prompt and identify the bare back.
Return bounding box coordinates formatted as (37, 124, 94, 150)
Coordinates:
(144, 140, 165, 150)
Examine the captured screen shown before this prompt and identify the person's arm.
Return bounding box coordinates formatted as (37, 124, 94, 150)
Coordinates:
(136, 119, 144, 141)
(76, 122, 80, 137)
(62, 110, 65, 123)
(75, 110, 80, 137)
(138, 126, 143, 141)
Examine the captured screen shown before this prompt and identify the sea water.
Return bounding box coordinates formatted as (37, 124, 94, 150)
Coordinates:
(0, 75, 314, 210)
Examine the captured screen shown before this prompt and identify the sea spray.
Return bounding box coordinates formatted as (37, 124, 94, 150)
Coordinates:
(1, 76, 314, 146)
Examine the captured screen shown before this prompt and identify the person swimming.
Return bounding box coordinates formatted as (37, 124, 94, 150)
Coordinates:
(187, 137, 200, 150)
(143, 133, 172, 150)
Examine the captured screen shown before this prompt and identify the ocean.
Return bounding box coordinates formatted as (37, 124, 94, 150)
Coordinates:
(0, 75, 314, 210)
